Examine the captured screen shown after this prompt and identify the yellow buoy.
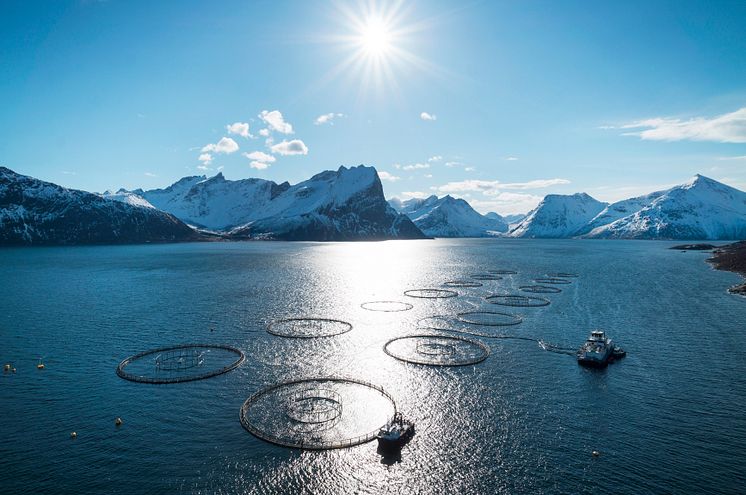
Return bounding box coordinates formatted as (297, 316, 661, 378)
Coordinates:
(115, 417, 123, 426)
(70, 432, 77, 439)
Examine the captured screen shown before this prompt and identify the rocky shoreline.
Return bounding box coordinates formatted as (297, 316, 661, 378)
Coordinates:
(707, 241, 746, 295)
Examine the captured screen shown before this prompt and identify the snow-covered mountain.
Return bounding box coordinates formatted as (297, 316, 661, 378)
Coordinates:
(509, 193, 608, 238)
(0, 167, 200, 245)
(100, 189, 155, 209)
(389, 195, 508, 237)
(583, 175, 746, 240)
(129, 166, 425, 241)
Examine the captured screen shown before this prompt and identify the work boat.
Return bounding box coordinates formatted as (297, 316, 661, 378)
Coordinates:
(377, 413, 415, 451)
(577, 330, 625, 367)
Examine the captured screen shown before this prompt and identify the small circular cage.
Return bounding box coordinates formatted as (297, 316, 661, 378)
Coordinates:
(267, 318, 352, 338)
(404, 288, 458, 299)
(456, 311, 523, 326)
(116, 344, 245, 384)
(520, 285, 562, 294)
(486, 294, 551, 307)
(360, 301, 413, 312)
(488, 269, 518, 275)
(384, 334, 490, 366)
(443, 280, 484, 288)
(239, 377, 396, 450)
(533, 277, 572, 285)
(546, 272, 579, 278)
(469, 274, 503, 281)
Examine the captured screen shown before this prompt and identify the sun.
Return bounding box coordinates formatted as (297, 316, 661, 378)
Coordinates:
(359, 17, 392, 56)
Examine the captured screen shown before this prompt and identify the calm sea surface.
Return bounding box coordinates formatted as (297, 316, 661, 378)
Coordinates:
(1, 239, 745, 494)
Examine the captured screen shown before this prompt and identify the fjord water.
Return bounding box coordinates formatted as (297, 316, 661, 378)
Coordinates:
(1, 239, 744, 494)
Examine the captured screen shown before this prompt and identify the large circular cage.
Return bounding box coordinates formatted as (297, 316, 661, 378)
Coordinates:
(546, 272, 579, 278)
(533, 277, 572, 285)
(360, 301, 413, 312)
(520, 285, 562, 294)
(417, 312, 525, 339)
(384, 334, 490, 366)
(442, 280, 483, 288)
(469, 274, 503, 281)
(116, 344, 245, 384)
(486, 294, 551, 307)
(267, 318, 352, 338)
(239, 377, 397, 450)
(488, 269, 518, 275)
(404, 288, 458, 299)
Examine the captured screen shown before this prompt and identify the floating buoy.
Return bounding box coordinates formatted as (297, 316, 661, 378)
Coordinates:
(37, 363, 45, 370)
(70, 432, 77, 439)
(3, 363, 10, 371)
(115, 417, 123, 427)
(592, 450, 600, 457)
(12, 368, 16, 373)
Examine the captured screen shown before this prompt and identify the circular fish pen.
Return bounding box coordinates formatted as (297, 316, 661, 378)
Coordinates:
(384, 334, 490, 366)
(404, 289, 458, 299)
(456, 311, 523, 326)
(239, 377, 396, 450)
(546, 272, 579, 278)
(486, 294, 551, 307)
(360, 301, 413, 312)
(533, 277, 572, 285)
(488, 269, 518, 275)
(116, 344, 245, 384)
(443, 280, 483, 288)
(469, 274, 503, 281)
(267, 318, 352, 338)
(520, 285, 562, 294)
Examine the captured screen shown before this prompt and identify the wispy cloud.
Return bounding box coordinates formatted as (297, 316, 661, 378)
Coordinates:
(315, 113, 344, 125)
(505, 156, 518, 161)
(242, 151, 276, 170)
(718, 155, 746, 161)
(144, 172, 157, 177)
(616, 107, 746, 143)
(402, 163, 429, 171)
(428, 155, 442, 162)
(469, 193, 543, 215)
(201, 137, 239, 154)
(401, 191, 428, 199)
(226, 122, 252, 138)
(437, 178, 570, 195)
(420, 112, 437, 121)
(198, 153, 213, 166)
(270, 139, 308, 156)
(259, 110, 294, 134)
(378, 171, 400, 182)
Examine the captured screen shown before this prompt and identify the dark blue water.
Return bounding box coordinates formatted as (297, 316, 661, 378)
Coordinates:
(1, 240, 744, 494)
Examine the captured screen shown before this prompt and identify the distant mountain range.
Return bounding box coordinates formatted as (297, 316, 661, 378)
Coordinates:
(2, 165, 744, 245)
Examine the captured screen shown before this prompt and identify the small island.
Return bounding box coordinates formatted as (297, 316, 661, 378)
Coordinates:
(670, 243, 719, 251)
(707, 241, 746, 295)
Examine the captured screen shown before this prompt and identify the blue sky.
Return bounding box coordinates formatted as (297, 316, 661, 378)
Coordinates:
(1, 0, 745, 214)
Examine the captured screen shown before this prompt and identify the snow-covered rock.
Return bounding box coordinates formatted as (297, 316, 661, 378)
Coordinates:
(389, 195, 508, 237)
(135, 166, 425, 241)
(0, 167, 200, 245)
(100, 189, 155, 209)
(509, 193, 608, 238)
(584, 175, 746, 240)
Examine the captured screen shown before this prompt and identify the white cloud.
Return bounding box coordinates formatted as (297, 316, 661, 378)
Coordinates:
(420, 112, 437, 121)
(315, 112, 344, 125)
(445, 161, 462, 168)
(226, 122, 252, 138)
(428, 155, 442, 162)
(197, 164, 211, 171)
(258, 128, 270, 137)
(465, 167, 475, 172)
(270, 139, 308, 156)
(718, 155, 746, 161)
(378, 171, 400, 182)
(401, 191, 428, 199)
(469, 193, 544, 215)
(437, 178, 570, 195)
(201, 137, 239, 154)
(402, 163, 429, 171)
(242, 151, 276, 163)
(259, 110, 293, 134)
(505, 156, 519, 161)
(144, 172, 157, 177)
(393, 163, 402, 169)
(250, 161, 270, 170)
(198, 153, 213, 165)
(618, 107, 746, 143)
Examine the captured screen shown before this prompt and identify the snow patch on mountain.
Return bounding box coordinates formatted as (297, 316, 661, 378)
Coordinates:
(389, 195, 508, 237)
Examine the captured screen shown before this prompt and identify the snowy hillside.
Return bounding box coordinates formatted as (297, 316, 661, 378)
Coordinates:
(100, 189, 155, 209)
(389, 195, 508, 237)
(509, 193, 608, 238)
(0, 167, 200, 245)
(131, 166, 425, 241)
(584, 175, 746, 240)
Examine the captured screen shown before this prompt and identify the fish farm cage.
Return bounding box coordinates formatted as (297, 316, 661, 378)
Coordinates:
(360, 301, 414, 312)
(469, 273, 503, 281)
(456, 311, 523, 326)
(519, 285, 562, 294)
(267, 318, 353, 338)
(442, 280, 484, 288)
(486, 294, 551, 307)
(404, 288, 458, 299)
(417, 314, 527, 339)
(488, 269, 518, 275)
(546, 272, 579, 278)
(533, 277, 572, 285)
(384, 334, 490, 366)
(116, 344, 245, 384)
(239, 377, 397, 450)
